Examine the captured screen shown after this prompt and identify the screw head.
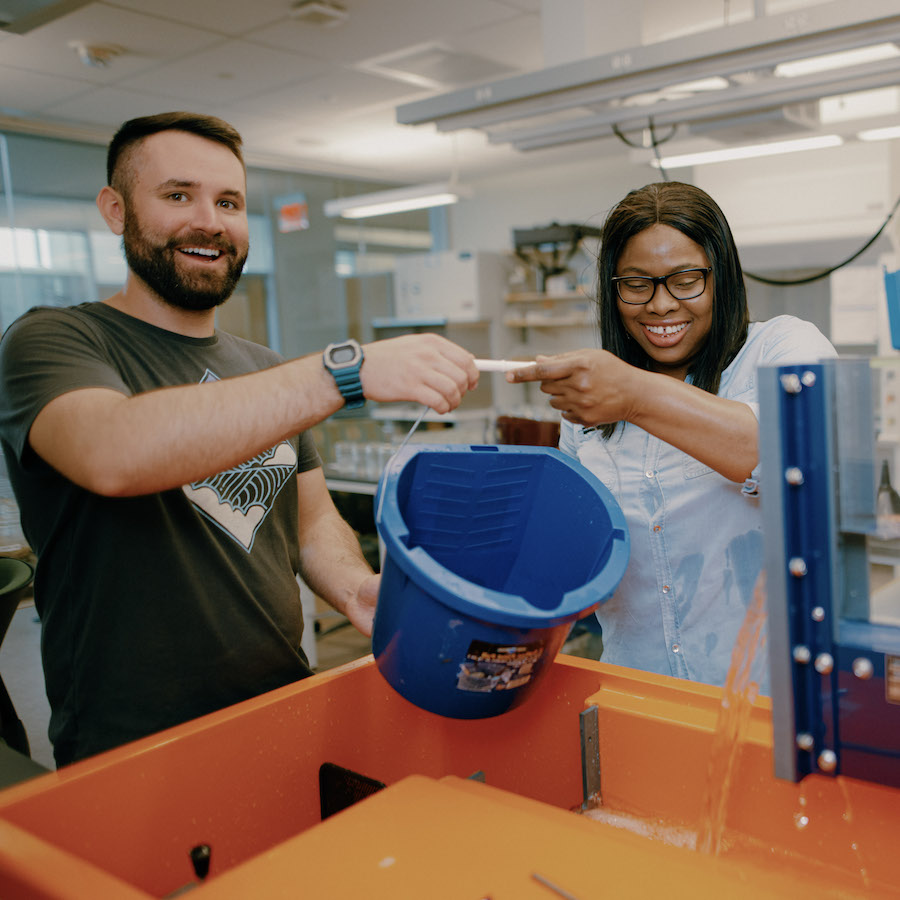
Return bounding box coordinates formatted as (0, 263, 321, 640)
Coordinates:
(785, 467, 804, 486)
(789, 558, 808, 577)
(811, 606, 826, 622)
(801, 371, 817, 387)
(817, 749, 838, 773)
(796, 732, 815, 751)
(793, 645, 812, 664)
(814, 652, 834, 674)
(852, 657, 874, 680)
(781, 373, 802, 394)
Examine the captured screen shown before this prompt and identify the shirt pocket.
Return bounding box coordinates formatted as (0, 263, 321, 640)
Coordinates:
(683, 456, 715, 480)
(577, 436, 622, 493)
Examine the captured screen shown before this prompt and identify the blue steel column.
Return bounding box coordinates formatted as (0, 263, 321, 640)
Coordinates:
(760, 364, 840, 781)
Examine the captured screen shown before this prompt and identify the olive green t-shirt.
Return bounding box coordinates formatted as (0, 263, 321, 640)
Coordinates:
(0, 302, 321, 765)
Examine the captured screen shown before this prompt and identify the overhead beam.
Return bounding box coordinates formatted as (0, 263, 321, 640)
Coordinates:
(396, 0, 900, 144)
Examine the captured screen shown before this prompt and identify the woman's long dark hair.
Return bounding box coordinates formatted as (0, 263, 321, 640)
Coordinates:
(597, 181, 749, 439)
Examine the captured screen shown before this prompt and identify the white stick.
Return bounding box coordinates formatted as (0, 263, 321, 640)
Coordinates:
(474, 358, 533, 372)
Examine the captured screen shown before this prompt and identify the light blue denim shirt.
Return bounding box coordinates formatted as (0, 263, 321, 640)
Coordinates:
(561, 316, 838, 692)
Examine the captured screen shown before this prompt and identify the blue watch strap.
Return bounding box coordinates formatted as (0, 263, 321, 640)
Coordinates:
(332, 366, 365, 409)
(324, 340, 366, 409)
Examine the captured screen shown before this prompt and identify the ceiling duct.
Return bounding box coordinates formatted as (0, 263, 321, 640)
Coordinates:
(356, 43, 517, 91)
(0, 0, 89, 33)
(396, 0, 900, 153)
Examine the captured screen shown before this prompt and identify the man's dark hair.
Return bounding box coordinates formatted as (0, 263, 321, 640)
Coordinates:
(106, 111, 244, 194)
(596, 181, 750, 439)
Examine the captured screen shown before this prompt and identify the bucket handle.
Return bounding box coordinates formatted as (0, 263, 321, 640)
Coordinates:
(375, 404, 430, 524)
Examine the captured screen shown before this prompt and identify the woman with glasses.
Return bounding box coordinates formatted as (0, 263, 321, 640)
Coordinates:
(509, 181, 836, 691)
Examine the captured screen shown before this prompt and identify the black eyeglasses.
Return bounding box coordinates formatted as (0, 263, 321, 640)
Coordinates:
(612, 267, 712, 305)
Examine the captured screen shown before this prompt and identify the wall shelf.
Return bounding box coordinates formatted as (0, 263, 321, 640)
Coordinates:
(504, 291, 594, 329)
(505, 291, 590, 304)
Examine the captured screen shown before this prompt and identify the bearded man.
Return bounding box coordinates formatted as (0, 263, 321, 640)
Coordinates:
(0, 112, 478, 766)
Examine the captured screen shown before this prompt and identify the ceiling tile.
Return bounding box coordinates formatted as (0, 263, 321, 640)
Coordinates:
(248, 0, 530, 62)
(228, 67, 426, 122)
(39, 86, 203, 127)
(116, 39, 330, 104)
(0, 64, 94, 110)
(108, 0, 286, 36)
(441, 11, 543, 70)
(0, 2, 222, 81)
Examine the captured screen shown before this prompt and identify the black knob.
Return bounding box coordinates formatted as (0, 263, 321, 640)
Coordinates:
(189, 844, 211, 881)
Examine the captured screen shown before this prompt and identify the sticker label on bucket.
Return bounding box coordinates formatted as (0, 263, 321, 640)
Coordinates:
(456, 639, 545, 693)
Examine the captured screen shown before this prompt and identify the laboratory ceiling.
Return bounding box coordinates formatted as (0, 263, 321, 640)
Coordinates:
(1, 0, 899, 185)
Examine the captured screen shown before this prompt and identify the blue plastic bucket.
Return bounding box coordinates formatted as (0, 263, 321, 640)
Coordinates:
(372, 444, 630, 718)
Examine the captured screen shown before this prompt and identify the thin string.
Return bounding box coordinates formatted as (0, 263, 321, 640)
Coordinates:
(375, 404, 430, 523)
(395, 404, 430, 456)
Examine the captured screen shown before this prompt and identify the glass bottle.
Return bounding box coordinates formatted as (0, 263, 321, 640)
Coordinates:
(876, 459, 900, 516)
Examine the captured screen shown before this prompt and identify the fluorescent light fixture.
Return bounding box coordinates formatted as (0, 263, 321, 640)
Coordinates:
(323, 182, 470, 219)
(819, 86, 900, 124)
(858, 125, 900, 141)
(775, 43, 900, 78)
(652, 134, 843, 169)
(333, 225, 433, 248)
(621, 76, 730, 108)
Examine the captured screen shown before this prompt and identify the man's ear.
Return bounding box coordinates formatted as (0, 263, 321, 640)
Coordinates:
(96, 185, 125, 236)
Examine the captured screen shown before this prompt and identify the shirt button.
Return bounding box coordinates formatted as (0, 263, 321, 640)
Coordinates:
(662, 585, 670, 593)
(653, 525, 662, 532)
(672, 643, 681, 653)
(645, 470, 654, 478)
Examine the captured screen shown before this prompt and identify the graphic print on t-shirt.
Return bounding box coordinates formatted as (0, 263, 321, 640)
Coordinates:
(182, 369, 297, 551)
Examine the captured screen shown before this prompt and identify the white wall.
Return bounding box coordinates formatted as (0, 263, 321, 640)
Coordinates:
(449, 153, 648, 253)
(447, 138, 900, 347)
(697, 141, 893, 249)
(450, 139, 898, 269)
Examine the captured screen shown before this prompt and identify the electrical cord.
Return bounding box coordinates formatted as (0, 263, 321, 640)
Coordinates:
(612, 118, 674, 181)
(743, 192, 900, 286)
(648, 118, 672, 182)
(611, 116, 900, 288)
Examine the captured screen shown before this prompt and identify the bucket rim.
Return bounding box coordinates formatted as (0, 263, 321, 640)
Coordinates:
(374, 443, 630, 629)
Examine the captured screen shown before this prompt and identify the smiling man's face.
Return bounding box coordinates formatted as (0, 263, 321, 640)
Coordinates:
(121, 129, 249, 312)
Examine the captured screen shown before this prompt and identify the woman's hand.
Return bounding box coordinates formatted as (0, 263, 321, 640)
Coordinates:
(508, 349, 641, 426)
(508, 349, 758, 481)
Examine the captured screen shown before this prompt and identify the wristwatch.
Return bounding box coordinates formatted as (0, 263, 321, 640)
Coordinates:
(323, 339, 366, 409)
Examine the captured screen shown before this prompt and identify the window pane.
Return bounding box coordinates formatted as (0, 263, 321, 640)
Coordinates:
(89, 230, 126, 285)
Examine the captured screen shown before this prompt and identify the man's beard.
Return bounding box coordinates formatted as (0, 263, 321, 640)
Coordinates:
(122, 213, 248, 312)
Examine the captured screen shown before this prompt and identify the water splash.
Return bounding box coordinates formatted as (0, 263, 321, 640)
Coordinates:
(696, 571, 768, 855)
(837, 777, 872, 888)
(582, 805, 698, 848)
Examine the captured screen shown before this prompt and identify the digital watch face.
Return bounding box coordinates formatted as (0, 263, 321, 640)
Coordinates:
(329, 344, 359, 366)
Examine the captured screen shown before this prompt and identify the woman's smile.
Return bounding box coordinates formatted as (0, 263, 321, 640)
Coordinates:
(642, 321, 689, 341)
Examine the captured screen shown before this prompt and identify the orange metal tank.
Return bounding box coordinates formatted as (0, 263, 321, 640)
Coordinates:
(0, 655, 896, 898)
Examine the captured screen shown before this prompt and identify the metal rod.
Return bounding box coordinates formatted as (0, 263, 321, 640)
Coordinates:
(531, 871, 581, 899)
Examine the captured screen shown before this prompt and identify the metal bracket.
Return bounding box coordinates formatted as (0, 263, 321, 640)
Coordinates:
(579, 705, 602, 809)
(760, 359, 900, 787)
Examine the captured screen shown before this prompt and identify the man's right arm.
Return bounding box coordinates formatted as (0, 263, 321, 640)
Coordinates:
(28, 332, 478, 497)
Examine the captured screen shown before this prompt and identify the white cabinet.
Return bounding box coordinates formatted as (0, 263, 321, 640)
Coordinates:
(393, 251, 509, 322)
